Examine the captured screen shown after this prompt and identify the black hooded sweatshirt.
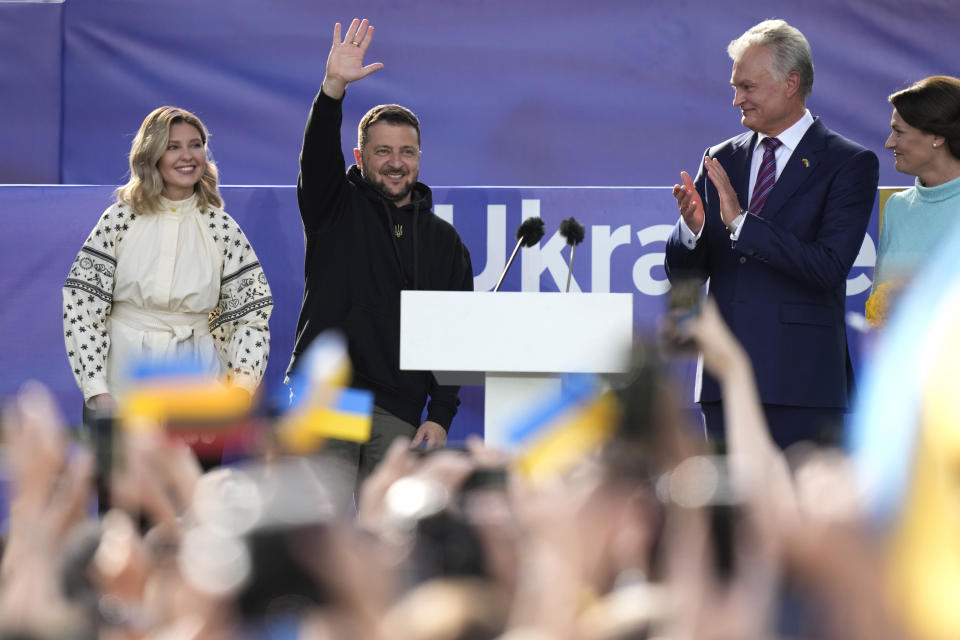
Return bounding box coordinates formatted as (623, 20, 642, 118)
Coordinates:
(287, 89, 474, 430)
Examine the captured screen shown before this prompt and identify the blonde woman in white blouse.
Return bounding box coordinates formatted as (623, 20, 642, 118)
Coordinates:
(63, 106, 273, 414)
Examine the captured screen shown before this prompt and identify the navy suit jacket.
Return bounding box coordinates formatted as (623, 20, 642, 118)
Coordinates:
(665, 118, 879, 409)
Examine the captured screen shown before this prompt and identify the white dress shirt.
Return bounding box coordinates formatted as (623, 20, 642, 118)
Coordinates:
(679, 109, 816, 247)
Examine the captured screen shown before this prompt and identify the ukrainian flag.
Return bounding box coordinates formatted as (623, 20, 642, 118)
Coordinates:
(278, 387, 373, 454)
(884, 345, 960, 639)
(285, 331, 352, 410)
(122, 379, 252, 427)
(120, 357, 252, 428)
(851, 216, 960, 639)
(507, 375, 620, 481)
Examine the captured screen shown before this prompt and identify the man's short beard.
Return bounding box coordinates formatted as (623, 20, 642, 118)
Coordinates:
(372, 179, 414, 203)
(361, 167, 416, 203)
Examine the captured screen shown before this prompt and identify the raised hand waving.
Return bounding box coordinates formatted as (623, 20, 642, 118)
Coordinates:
(322, 18, 384, 99)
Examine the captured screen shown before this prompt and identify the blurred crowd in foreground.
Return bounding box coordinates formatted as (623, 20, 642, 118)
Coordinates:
(3, 280, 957, 640)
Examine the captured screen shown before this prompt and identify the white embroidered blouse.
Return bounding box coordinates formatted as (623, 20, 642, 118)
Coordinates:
(63, 195, 273, 401)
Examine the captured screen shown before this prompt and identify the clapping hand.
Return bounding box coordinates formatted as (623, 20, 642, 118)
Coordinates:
(703, 156, 744, 228)
(673, 170, 705, 234)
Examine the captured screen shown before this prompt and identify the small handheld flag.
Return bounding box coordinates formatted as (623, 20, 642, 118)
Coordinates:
(507, 374, 620, 481)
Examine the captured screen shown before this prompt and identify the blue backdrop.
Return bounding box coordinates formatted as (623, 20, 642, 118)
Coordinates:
(0, 185, 878, 440)
(1, 0, 957, 187)
(0, 0, 949, 437)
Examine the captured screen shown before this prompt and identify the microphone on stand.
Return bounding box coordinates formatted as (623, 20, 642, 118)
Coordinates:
(559, 217, 585, 293)
(493, 216, 545, 292)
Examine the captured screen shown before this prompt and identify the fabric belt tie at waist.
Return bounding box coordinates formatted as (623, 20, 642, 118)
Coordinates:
(111, 302, 212, 361)
(111, 302, 209, 333)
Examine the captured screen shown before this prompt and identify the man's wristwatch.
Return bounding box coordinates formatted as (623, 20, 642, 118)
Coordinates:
(727, 209, 746, 236)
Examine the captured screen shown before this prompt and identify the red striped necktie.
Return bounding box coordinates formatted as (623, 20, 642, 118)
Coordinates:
(749, 137, 782, 213)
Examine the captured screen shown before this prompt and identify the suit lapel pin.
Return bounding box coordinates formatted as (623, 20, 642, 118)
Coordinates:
(801, 158, 810, 168)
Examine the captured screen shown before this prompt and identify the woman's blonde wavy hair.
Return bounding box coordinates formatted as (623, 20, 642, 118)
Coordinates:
(115, 106, 223, 213)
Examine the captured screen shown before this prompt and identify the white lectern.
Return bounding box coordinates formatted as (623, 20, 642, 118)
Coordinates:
(400, 291, 634, 447)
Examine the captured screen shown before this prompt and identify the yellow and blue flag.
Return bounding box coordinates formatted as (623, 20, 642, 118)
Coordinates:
(120, 357, 252, 428)
(277, 331, 373, 453)
(850, 219, 960, 639)
(278, 387, 373, 454)
(507, 374, 620, 481)
(285, 331, 352, 411)
(117, 356, 258, 462)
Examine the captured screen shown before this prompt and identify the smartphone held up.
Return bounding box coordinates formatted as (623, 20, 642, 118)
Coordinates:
(661, 277, 704, 355)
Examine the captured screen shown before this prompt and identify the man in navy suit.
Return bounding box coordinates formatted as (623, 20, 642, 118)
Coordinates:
(665, 19, 879, 449)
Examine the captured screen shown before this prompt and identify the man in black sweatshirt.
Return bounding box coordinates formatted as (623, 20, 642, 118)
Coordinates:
(287, 17, 474, 506)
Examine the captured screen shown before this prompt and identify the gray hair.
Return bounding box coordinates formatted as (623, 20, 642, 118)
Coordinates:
(727, 19, 814, 99)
